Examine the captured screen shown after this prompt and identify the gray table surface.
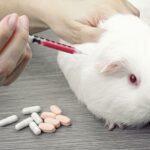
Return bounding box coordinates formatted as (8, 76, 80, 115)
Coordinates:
(1, 30, 150, 150)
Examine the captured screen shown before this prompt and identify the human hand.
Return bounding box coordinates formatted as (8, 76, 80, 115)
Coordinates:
(26, 0, 139, 43)
(0, 13, 32, 86)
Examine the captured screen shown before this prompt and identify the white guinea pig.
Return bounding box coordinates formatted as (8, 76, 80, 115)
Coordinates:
(57, 12, 150, 130)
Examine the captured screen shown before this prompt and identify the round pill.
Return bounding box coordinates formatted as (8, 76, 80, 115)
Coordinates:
(31, 112, 43, 125)
(22, 106, 41, 115)
(56, 115, 71, 126)
(39, 123, 56, 133)
(40, 112, 56, 119)
(50, 105, 62, 115)
(44, 118, 60, 128)
(15, 117, 33, 131)
(29, 121, 41, 135)
(0, 115, 18, 127)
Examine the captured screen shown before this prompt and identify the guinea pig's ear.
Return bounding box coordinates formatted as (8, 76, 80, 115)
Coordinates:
(96, 58, 127, 74)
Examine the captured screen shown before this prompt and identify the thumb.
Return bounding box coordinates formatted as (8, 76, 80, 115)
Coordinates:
(76, 24, 104, 44)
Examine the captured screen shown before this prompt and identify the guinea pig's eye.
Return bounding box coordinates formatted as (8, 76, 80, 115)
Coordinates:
(129, 74, 138, 85)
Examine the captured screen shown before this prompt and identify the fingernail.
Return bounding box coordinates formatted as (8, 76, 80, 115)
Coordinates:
(8, 13, 18, 29)
(19, 15, 29, 30)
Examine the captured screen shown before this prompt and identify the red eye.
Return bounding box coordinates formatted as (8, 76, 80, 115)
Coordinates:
(129, 74, 137, 85)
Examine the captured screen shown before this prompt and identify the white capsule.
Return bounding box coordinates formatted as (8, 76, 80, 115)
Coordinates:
(15, 117, 33, 131)
(31, 112, 43, 125)
(22, 106, 41, 115)
(29, 121, 41, 135)
(0, 115, 18, 127)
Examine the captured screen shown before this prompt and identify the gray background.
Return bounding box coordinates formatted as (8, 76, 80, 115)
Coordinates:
(0, 30, 150, 150)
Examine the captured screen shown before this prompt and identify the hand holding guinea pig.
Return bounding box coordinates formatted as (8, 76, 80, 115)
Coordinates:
(0, 0, 139, 44)
(58, 0, 150, 130)
(28, 0, 139, 44)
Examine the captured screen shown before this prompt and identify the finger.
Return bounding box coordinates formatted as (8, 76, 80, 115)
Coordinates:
(119, 0, 140, 17)
(3, 45, 32, 86)
(0, 15, 29, 77)
(0, 13, 18, 52)
(124, 1, 140, 17)
(17, 44, 30, 66)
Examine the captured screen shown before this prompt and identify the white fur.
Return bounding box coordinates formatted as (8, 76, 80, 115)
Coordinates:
(57, 1, 150, 126)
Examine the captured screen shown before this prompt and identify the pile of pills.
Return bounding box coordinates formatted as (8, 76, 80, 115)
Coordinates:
(0, 105, 71, 135)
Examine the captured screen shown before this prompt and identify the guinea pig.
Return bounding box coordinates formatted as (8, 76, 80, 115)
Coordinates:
(57, 13, 150, 130)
